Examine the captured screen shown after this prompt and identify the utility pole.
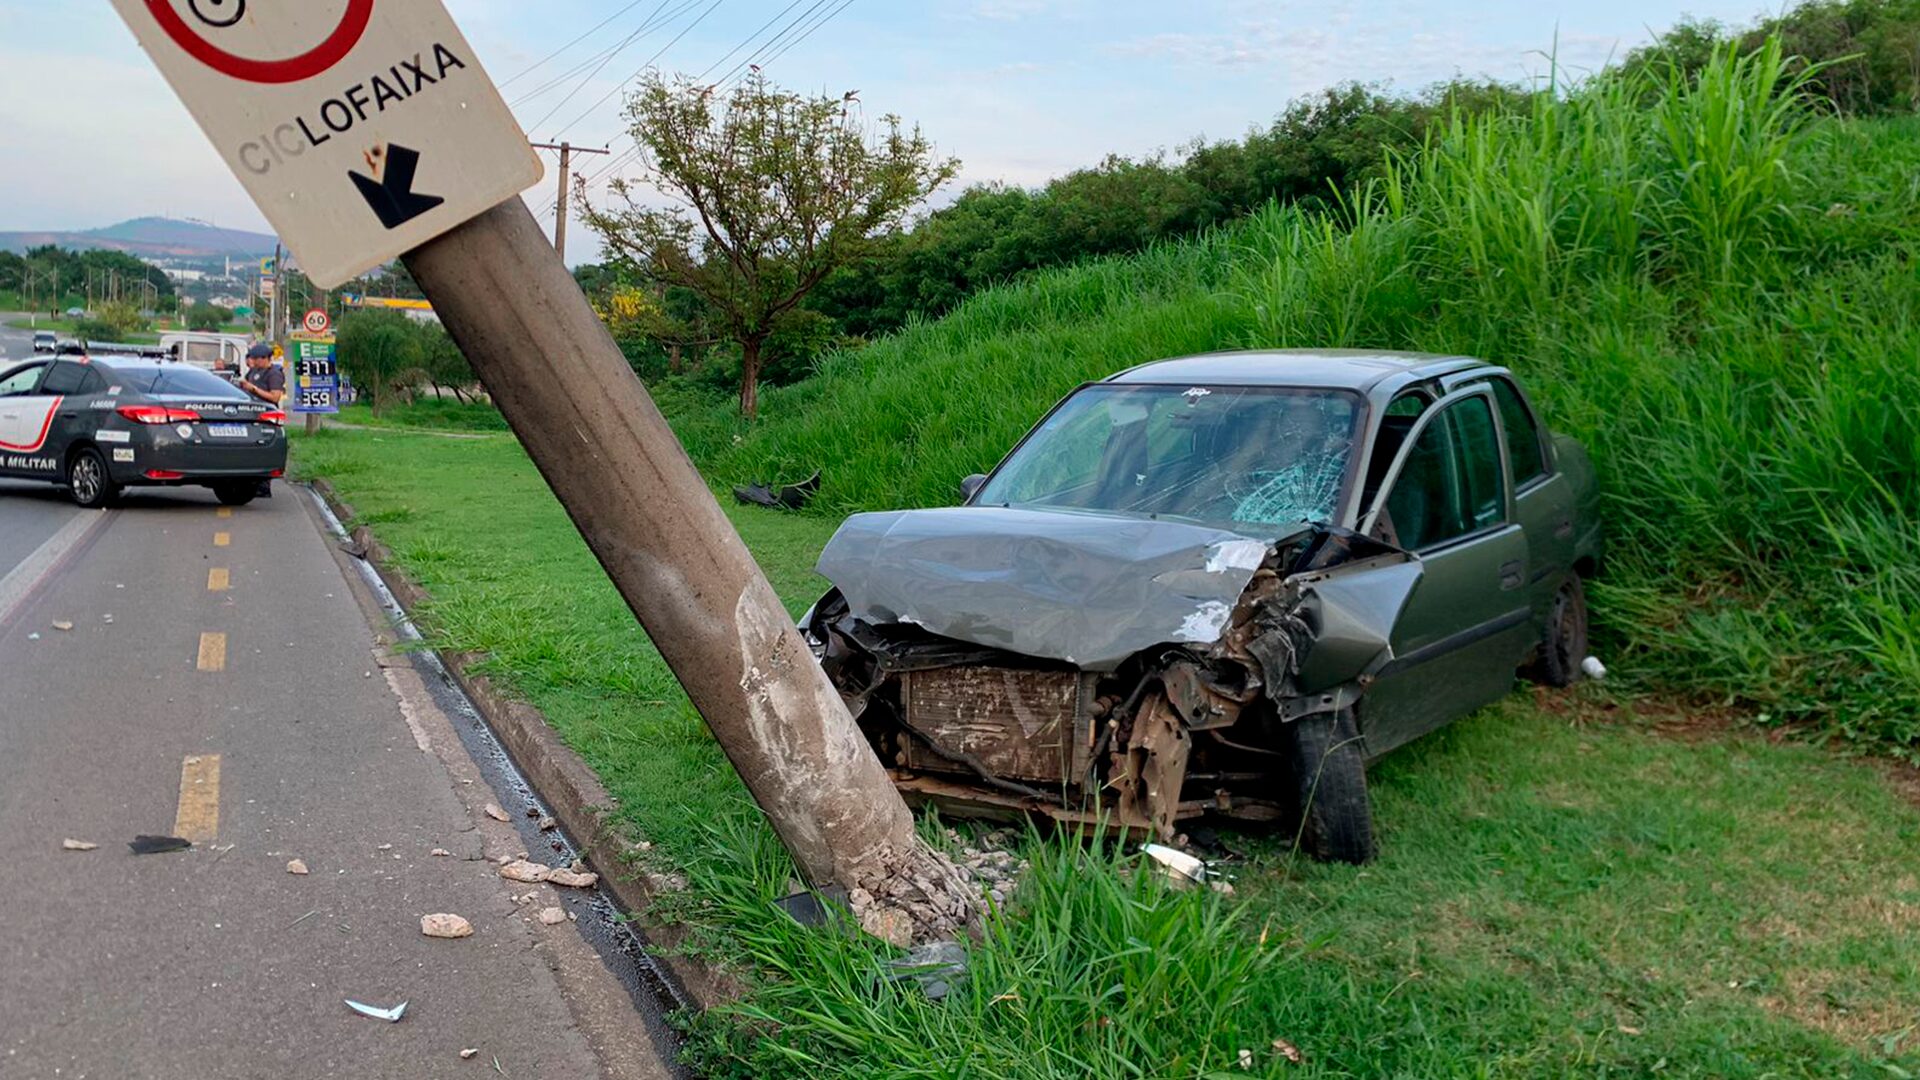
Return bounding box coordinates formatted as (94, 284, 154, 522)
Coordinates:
(531, 141, 608, 266)
(405, 200, 975, 940)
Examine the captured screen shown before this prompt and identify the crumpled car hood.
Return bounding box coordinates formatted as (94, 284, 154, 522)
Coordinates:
(816, 506, 1302, 670)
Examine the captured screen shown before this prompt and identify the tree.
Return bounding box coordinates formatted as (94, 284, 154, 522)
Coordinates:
(336, 309, 424, 416)
(186, 302, 232, 332)
(582, 73, 958, 417)
(413, 320, 475, 402)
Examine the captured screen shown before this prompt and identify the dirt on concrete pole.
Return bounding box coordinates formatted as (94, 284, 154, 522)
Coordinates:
(403, 198, 974, 944)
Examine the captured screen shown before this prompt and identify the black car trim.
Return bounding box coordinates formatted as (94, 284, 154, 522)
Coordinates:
(1375, 606, 1533, 678)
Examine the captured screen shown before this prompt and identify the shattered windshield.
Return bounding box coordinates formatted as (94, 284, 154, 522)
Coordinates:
(976, 384, 1361, 529)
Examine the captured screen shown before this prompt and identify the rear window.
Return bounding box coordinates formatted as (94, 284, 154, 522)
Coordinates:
(106, 363, 248, 400)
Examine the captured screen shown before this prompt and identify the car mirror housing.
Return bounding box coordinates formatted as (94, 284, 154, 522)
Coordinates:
(959, 473, 988, 503)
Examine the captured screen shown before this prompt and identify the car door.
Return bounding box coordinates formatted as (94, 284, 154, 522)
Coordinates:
(1356, 388, 1533, 757)
(38, 360, 103, 465)
(0, 361, 58, 478)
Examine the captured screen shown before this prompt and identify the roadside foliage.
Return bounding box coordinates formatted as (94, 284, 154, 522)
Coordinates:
(297, 27, 1920, 1080)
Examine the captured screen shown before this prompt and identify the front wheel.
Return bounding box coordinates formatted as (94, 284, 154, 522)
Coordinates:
(1282, 707, 1375, 864)
(67, 448, 119, 509)
(213, 483, 259, 507)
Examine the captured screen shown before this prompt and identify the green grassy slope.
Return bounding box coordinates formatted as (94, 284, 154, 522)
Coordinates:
(674, 47, 1920, 753)
(295, 426, 1920, 1079)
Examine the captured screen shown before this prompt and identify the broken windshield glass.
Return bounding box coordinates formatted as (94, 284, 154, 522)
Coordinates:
(975, 385, 1361, 529)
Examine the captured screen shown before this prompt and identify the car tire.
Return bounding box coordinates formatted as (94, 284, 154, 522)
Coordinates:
(213, 483, 258, 508)
(1283, 707, 1375, 864)
(1535, 574, 1590, 688)
(66, 447, 119, 509)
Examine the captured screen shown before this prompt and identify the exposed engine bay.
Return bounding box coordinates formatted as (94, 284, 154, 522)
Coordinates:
(806, 506, 1424, 841)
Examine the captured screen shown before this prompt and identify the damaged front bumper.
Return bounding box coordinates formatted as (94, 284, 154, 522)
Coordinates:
(808, 510, 1423, 841)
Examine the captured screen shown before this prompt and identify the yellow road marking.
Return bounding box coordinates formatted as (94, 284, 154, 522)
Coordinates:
(174, 754, 222, 843)
(207, 568, 230, 592)
(197, 632, 227, 672)
(216, 507, 233, 519)
(213, 532, 231, 548)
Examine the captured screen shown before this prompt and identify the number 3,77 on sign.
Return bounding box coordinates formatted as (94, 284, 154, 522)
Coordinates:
(110, 0, 542, 289)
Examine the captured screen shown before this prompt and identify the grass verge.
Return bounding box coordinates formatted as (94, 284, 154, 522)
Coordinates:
(294, 425, 1920, 1078)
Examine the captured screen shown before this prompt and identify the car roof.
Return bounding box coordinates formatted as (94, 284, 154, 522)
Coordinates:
(1104, 349, 1492, 394)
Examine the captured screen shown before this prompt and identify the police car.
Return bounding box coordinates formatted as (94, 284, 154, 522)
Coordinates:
(0, 352, 288, 508)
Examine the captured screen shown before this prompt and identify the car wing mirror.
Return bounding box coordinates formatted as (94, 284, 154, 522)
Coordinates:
(959, 473, 988, 503)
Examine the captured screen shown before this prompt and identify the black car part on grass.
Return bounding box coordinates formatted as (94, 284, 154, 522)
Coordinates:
(733, 470, 821, 510)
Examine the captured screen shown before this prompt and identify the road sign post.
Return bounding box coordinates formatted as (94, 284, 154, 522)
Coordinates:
(114, 0, 974, 938)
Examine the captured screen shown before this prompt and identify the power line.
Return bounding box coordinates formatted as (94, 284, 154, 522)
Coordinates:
(547, 0, 728, 141)
(693, 0, 814, 82)
(550, 0, 861, 222)
(526, 0, 704, 134)
(498, 0, 657, 89)
(711, 0, 834, 89)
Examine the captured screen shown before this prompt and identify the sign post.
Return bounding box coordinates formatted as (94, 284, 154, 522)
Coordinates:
(112, 0, 974, 936)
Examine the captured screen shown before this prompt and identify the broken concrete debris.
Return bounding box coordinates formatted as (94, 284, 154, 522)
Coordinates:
(483, 803, 511, 823)
(546, 868, 598, 889)
(860, 907, 914, 948)
(537, 907, 566, 926)
(421, 913, 475, 939)
(499, 860, 550, 884)
(431, 848, 452, 857)
(287, 859, 310, 875)
(61, 839, 99, 852)
(460, 1048, 480, 1060)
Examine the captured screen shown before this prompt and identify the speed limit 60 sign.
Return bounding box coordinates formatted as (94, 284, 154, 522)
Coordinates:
(302, 308, 332, 335)
(112, 0, 542, 289)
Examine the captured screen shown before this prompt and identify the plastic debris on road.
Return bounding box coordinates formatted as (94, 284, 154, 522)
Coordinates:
(61, 839, 99, 852)
(52, 620, 73, 632)
(461, 1048, 480, 1060)
(287, 859, 309, 875)
(129, 835, 192, 856)
(1142, 843, 1207, 887)
(345, 999, 409, 1023)
(1582, 656, 1609, 681)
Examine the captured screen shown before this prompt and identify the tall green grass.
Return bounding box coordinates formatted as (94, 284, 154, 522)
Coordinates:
(672, 40, 1920, 750)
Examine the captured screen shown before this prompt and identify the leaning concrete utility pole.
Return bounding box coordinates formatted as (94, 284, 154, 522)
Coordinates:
(406, 200, 974, 940)
(107, 0, 970, 943)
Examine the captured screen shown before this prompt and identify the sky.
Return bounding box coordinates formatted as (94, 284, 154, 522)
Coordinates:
(0, 0, 1773, 264)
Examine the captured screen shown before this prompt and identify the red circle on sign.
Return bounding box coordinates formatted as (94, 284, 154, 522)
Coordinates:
(304, 309, 331, 334)
(144, 0, 375, 85)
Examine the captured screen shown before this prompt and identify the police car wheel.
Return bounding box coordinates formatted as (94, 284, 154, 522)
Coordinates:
(67, 448, 119, 509)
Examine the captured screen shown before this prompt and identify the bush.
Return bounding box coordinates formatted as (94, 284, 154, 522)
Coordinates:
(336, 309, 424, 416)
(186, 303, 232, 332)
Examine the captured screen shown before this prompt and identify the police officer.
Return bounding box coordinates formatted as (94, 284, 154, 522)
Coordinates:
(239, 343, 285, 498)
(240, 343, 287, 406)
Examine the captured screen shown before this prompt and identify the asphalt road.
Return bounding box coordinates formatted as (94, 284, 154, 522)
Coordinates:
(0, 311, 40, 370)
(0, 479, 671, 1078)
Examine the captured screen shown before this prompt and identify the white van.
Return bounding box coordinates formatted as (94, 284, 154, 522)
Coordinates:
(160, 332, 254, 376)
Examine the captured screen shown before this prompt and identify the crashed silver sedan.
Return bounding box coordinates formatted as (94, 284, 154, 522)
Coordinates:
(806, 350, 1603, 862)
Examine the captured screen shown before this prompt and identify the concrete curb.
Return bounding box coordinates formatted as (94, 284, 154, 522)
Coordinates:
(309, 478, 739, 1012)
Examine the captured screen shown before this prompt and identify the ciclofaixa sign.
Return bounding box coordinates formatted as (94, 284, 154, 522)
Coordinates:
(111, 0, 542, 289)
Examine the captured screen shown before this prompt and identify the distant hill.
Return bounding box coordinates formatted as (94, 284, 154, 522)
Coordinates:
(0, 217, 278, 259)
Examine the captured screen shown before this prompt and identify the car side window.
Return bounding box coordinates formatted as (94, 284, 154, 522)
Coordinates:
(78, 368, 109, 395)
(1450, 395, 1507, 530)
(41, 362, 89, 396)
(1381, 396, 1506, 550)
(1488, 378, 1547, 486)
(0, 363, 47, 397)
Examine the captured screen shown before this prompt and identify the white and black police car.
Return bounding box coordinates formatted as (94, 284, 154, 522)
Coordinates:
(0, 350, 287, 508)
